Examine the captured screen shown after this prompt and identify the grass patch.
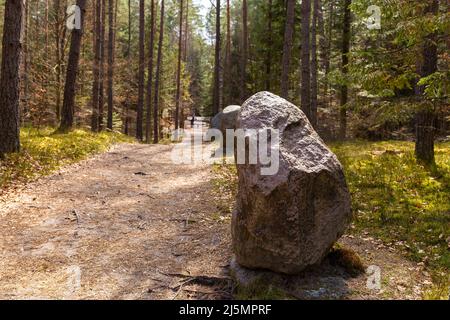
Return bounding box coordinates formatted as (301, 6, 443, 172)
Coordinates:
(330, 140, 449, 299)
(233, 276, 292, 300)
(0, 127, 135, 193)
(213, 140, 449, 299)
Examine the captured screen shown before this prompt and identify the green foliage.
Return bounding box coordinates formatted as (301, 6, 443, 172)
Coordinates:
(331, 141, 450, 296)
(234, 276, 291, 300)
(0, 127, 134, 192)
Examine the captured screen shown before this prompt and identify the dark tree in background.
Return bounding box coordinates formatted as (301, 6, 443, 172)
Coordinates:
(107, 0, 115, 130)
(154, 0, 165, 144)
(146, 0, 156, 143)
(175, 0, 184, 130)
(59, 0, 88, 132)
(212, 0, 221, 116)
(281, 0, 295, 100)
(0, 0, 24, 155)
(339, 0, 351, 140)
(241, 0, 248, 102)
(300, 0, 311, 121)
(91, 0, 102, 132)
(415, 0, 439, 165)
(136, 0, 145, 141)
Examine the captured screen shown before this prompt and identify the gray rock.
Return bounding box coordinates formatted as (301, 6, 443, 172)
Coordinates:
(211, 105, 241, 150)
(232, 91, 352, 274)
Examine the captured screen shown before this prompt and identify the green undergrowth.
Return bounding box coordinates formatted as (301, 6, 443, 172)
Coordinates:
(0, 127, 135, 192)
(212, 140, 449, 299)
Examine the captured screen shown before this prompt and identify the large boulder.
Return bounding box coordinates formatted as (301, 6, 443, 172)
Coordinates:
(232, 91, 352, 274)
(211, 105, 241, 149)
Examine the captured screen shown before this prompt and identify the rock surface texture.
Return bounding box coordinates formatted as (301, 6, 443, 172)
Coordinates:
(232, 91, 352, 274)
(211, 105, 241, 149)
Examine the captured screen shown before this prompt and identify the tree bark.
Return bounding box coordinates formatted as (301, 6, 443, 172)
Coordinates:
(212, 0, 221, 116)
(91, 0, 101, 132)
(146, 0, 156, 143)
(154, 0, 165, 144)
(339, 0, 351, 140)
(281, 0, 295, 99)
(136, 0, 145, 140)
(175, 0, 184, 130)
(0, 0, 24, 155)
(225, 0, 231, 106)
(98, 0, 106, 131)
(59, 0, 88, 131)
(241, 0, 248, 102)
(107, 0, 115, 130)
(310, 0, 319, 128)
(301, 0, 311, 120)
(415, 0, 439, 165)
(265, 0, 273, 91)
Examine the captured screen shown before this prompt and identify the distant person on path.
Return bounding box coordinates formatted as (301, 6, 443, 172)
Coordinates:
(191, 112, 195, 128)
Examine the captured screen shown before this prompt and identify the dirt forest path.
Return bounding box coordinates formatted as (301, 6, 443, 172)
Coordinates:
(0, 142, 232, 300)
(0, 139, 434, 300)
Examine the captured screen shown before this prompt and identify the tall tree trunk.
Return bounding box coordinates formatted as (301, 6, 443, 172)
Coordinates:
(265, 0, 273, 91)
(175, 0, 184, 130)
(124, 0, 131, 135)
(0, 0, 24, 155)
(54, 0, 62, 121)
(22, 0, 29, 123)
(281, 0, 295, 99)
(212, 0, 221, 116)
(98, 0, 106, 131)
(310, 0, 319, 128)
(339, 0, 351, 140)
(225, 0, 231, 106)
(241, 0, 248, 102)
(325, 0, 334, 107)
(146, 0, 156, 143)
(59, 0, 88, 131)
(136, 0, 145, 140)
(415, 0, 439, 165)
(300, 0, 311, 120)
(91, 0, 101, 132)
(184, 0, 189, 62)
(107, 0, 115, 130)
(154, 0, 165, 144)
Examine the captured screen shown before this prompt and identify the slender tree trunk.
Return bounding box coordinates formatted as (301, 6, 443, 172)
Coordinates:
(225, 0, 231, 106)
(281, 0, 295, 99)
(415, 0, 439, 165)
(59, 0, 88, 131)
(175, 0, 184, 130)
(325, 0, 333, 107)
(54, 0, 62, 121)
(184, 0, 189, 62)
(265, 0, 273, 91)
(91, 0, 101, 132)
(124, 0, 131, 135)
(154, 0, 165, 144)
(339, 0, 351, 140)
(241, 0, 248, 102)
(310, 0, 319, 127)
(107, 0, 115, 130)
(146, 0, 156, 143)
(136, 0, 145, 140)
(22, 0, 29, 122)
(301, 0, 311, 120)
(212, 0, 221, 115)
(0, 0, 24, 155)
(98, 0, 106, 131)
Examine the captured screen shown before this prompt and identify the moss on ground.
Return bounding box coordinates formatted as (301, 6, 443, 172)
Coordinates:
(212, 141, 450, 299)
(0, 127, 135, 192)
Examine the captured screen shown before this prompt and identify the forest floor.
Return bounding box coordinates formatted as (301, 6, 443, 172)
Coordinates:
(0, 137, 446, 300)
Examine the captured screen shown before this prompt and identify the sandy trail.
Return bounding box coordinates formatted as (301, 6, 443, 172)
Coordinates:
(0, 139, 433, 300)
(0, 142, 232, 300)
